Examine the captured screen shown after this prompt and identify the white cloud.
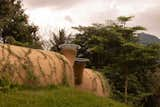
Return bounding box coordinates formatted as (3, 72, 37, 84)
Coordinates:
(23, 0, 86, 9)
(23, 0, 160, 37)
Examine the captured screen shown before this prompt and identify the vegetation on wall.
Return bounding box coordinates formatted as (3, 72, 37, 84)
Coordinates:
(0, 1, 160, 106)
(55, 53, 70, 86)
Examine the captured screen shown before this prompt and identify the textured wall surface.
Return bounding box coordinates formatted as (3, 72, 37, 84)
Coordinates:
(76, 68, 110, 97)
(0, 44, 109, 96)
(0, 44, 74, 87)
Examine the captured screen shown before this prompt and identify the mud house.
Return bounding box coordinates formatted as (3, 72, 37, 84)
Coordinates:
(0, 43, 109, 96)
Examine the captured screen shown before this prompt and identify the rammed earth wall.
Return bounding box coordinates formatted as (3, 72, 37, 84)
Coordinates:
(0, 44, 74, 87)
(0, 44, 109, 96)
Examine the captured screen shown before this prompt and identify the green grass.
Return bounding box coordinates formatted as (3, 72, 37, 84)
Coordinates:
(0, 86, 130, 107)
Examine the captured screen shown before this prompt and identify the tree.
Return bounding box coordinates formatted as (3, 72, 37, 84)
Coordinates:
(73, 24, 124, 68)
(0, 0, 42, 49)
(50, 29, 72, 52)
(73, 16, 160, 104)
(115, 16, 145, 104)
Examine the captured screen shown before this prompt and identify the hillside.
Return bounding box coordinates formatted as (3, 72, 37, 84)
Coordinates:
(0, 86, 129, 107)
(138, 32, 160, 45)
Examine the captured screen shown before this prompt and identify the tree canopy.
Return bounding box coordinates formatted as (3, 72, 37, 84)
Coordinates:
(50, 29, 73, 52)
(73, 16, 160, 104)
(0, 0, 42, 48)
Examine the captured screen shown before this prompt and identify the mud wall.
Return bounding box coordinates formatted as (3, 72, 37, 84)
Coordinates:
(0, 43, 109, 97)
(0, 44, 74, 87)
(76, 68, 110, 97)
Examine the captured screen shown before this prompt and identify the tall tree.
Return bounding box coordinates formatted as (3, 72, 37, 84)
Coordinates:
(73, 16, 160, 104)
(50, 29, 72, 52)
(73, 24, 124, 68)
(0, 0, 42, 48)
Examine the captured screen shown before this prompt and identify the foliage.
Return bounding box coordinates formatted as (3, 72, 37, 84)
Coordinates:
(0, 86, 130, 107)
(50, 29, 73, 52)
(55, 53, 69, 86)
(0, 45, 39, 90)
(0, 61, 14, 92)
(151, 69, 160, 95)
(22, 58, 40, 86)
(0, 0, 42, 49)
(73, 24, 124, 68)
(73, 16, 160, 105)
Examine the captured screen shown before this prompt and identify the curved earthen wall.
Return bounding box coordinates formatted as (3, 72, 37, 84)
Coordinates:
(0, 44, 74, 87)
(76, 68, 110, 97)
(0, 43, 109, 97)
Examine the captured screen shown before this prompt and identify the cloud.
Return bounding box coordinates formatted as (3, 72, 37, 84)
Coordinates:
(134, 6, 160, 36)
(64, 15, 73, 23)
(23, 0, 85, 9)
(22, 0, 160, 37)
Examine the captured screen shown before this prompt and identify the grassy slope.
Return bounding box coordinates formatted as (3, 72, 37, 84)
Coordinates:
(0, 86, 129, 107)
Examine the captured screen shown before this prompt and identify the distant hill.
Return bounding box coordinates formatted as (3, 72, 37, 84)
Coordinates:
(137, 33, 160, 45)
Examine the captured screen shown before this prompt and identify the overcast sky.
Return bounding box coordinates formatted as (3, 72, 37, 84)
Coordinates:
(22, 0, 160, 39)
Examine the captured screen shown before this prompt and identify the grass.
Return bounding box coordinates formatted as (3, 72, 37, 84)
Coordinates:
(0, 86, 130, 107)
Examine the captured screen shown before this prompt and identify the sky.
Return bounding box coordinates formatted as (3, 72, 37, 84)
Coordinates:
(22, 0, 160, 39)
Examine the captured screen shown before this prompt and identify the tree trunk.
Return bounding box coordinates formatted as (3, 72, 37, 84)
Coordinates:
(124, 67, 128, 104)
